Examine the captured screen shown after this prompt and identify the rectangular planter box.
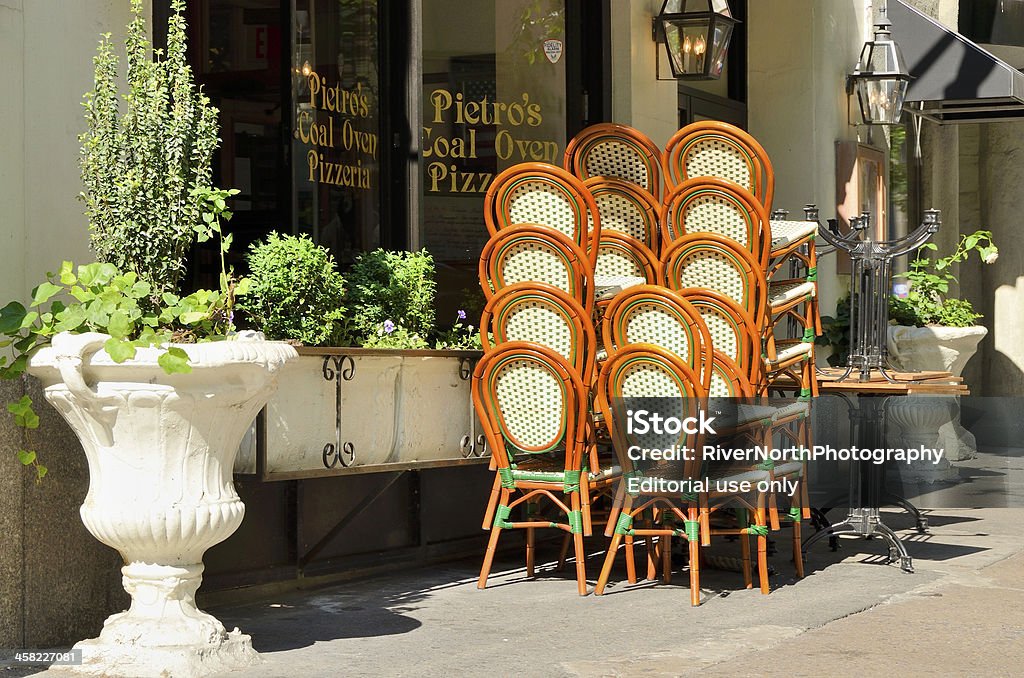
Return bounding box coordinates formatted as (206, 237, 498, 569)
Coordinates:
(235, 348, 487, 480)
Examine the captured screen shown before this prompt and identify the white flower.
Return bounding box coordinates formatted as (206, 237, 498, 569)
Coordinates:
(984, 251, 999, 264)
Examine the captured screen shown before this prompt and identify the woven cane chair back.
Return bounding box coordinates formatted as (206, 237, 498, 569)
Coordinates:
(564, 123, 663, 201)
(595, 344, 705, 475)
(660, 234, 768, 333)
(479, 225, 595, 315)
(481, 282, 597, 385)
(708, 351, 755, 400)
(582, 177, 660, 252)
(664, 121, 774, 210)
(484, 162, 600, 268)
(602, 285, 713, 393)
(676, 289, 762, 388)
(473, 342, 587, 466)
(661, 177, 771, 268)
(594, 231, 659, 283)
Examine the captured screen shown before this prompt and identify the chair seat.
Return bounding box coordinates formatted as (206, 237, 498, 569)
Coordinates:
(770, 220, 817, 252)
(594, 274, 646, 301)
(511, 456, 621, 484)
(764, 341, 813, 368)
(770, 400, 811, 422)
(768, 279, 816, 308)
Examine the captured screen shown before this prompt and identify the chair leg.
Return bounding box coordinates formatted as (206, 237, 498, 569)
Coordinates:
(688, 531, 701, 607)
(793, 520, 805, 579)
(482, 473, 501, 530)
(604, 482, 626, 537)
(571, 492, 588, 596)
(595, 532, 624, 595)
(478, 518, 504, 590)
(768, 492, 782, 531)
(625, 534, 638, 583)
(756, 499, 770, 595)
(556, 534, 571, 571)
(662, 534, 672, 584)
(526, 525, 536, 578)
(741, 533, 753, 589)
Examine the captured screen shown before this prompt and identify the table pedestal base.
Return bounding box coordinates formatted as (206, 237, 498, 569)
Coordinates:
(803, 508, 914, 573)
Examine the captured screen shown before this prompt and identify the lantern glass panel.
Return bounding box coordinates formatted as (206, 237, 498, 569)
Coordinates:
(708, 20, 733, 78)
(663, 19, 713, 76)
(855, 77, 909, 125)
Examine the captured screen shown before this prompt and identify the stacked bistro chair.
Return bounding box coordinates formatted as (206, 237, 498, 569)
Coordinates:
(663, 121, 820, 395)
(477, 282, 618, 532)
(593, 344, 708, 605)
(484, 162, 601, 271)
(583, 176, 661, 252)
(478, 224, 595, 316)
(661, 233, 816, 400)
(473, 342, 592, 596)
(564, 123, 664, 201)
(678, 287, 811, 570)
(598, 286, 776, 600)
(659, 178, 817, 397)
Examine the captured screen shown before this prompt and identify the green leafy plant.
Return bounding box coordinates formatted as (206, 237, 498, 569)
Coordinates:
(890, 230, 998, 327)
(79, 0, 219, 299)
(0, 261, 239, 481)
(238, 232, 347, 346)
(345, 249, 436, 347)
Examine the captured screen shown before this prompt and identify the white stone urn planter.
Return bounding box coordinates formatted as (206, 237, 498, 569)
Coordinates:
(887, 324, 987, 463)
(27, 331, 297, 678)
(886, 324, 987, 376)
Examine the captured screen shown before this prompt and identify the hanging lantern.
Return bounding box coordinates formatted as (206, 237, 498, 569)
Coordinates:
(653, 0, 738, 80)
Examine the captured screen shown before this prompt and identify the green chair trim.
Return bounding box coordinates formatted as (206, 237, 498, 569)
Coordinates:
(494, 504, 513, 530)
(497, 467, 515, 489)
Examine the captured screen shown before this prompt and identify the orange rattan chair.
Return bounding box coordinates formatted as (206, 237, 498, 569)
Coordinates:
(664, 120, 821, 332)
(593, 343, 707, 604)
(661, 234, 817, 398)
(479, 224, 595, 317)
(583, 176, 660, 252)
(564, 123, 663, 201)
(601, 285, 714, 394)
(484, 162, 601, 270)
(473, 342, 592, 596)
(660, 177, 772, 270)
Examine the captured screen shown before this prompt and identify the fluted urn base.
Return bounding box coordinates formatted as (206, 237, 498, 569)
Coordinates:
(71, 564, 259, 676)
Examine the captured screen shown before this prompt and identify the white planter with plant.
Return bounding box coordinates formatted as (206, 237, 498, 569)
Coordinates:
(235, 236, 483, 477)
(886, 230, 998, 461)
(27, 332, 294, 676)
(2, 3, 297, 675)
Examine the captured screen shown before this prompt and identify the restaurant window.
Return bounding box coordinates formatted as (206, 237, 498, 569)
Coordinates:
(292, 0, 382, 265)
(420, 0, 569, 313)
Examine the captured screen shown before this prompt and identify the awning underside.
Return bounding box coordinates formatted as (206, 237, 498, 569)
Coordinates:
(890, 0, 1024, 124)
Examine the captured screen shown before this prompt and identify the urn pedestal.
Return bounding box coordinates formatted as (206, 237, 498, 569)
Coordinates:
(28, 332, 296, 678)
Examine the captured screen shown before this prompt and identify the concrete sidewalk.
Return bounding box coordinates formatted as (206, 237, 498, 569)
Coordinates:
(21, 507, 1024, 677)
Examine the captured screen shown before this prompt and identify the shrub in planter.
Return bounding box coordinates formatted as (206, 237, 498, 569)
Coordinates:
(238, 232, 347, 346)
(345, 248, 437, 348)
(888, 229, 997, 328)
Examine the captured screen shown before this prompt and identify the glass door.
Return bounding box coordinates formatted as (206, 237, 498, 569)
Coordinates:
(419, 0, 569, 315)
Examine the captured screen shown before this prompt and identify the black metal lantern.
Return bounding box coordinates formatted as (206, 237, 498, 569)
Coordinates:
(848, 12, 911, 125)
(653, 0, 739, 80)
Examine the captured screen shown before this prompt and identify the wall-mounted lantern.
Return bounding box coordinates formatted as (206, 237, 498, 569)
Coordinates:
(653, 0, 738, 80)
(847, 9, 911, 125)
